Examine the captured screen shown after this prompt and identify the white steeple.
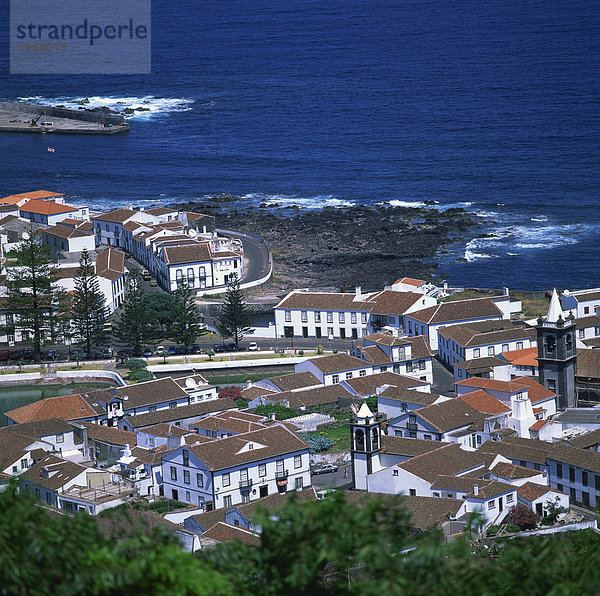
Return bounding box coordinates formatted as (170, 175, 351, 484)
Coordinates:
(356, 402, 374, 420)
(546, 288, 562, 323)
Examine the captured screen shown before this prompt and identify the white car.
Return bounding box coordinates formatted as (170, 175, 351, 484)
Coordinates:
(156, 345, 165, 354)
(248, 342, 259, 351)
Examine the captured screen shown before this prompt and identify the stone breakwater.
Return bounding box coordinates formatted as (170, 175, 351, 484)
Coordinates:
(172, 199, 481, 292)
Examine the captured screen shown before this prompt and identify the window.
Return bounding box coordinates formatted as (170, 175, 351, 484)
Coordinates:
(169, 401, 177, 408)
(409, 489, 416, 496)
(196, 473, 204, 488)
(361, 312, 368, 324)
(223, 495, 232, 507)
(258, 463, 267, 477)
(423, 434, 432, 440)
(198, 495, 204, 505)
(506, 494, 514, 503)
(433, 492, 440, 497)
(339, 312, 345, 324)
(473, 348, 480, 358)
(301, 311, 308, 323)
(548, 379, 556, 392)
(56, 433, 64, 444)
(359, 369, 366, 377)
(346, 372, 353, 380)
(183, 470, 190, 484)
(569, 467, 575, 483)
(488, 500, 496, 510)
(351, 312, 357, 324)
(20, 459, 27, 470)
(182, 450, 189, 466)
(488, 346, 495, 356)
(582, 471, 589, 486)
(418, 360, 426, 370)
(176, 269, 183, 288)
(294, 455, 302, 469)
(222, 473, 230, 487)
(327, 327, 334, 338)
(557, 483, 563, 492)
(502, 344, 509, 352)
(327, 312, 333, 323)
(285, 311, 291, 322)
(595, 475, 600, 491)
(185, 490, 191, 501)
(579, 329, 585, 339)
(595, 327, 600, 337)
(148, 405, 156, 413)
(393, 469, 399, 476)
(170, 466, 177, 481)
(315, 311, 321, 323)
(332, 374, 339, 384)
(584, 306, 590, 314)
(406, 362, 413, 373)
(295, 477, 303, 490)
(516, 341, 523, 350)
(187, 268, 195, 285)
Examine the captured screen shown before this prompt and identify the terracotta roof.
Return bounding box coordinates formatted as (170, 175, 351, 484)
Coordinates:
(0, 196, 28, 205)
(122, 221, 146, 232)
(21, 454, 87, 490)
(95, 247, 125, 280)
(411, 398, 487, 433)
(567, 428, 600, 449)
(479, 437, 553, 466)
(264, 384, 353, 409)
(59, 218, 86, 227)
(395, 277, 425, 287)
(439, 321, 534, 347)
(365, 290, 424, 316)
(377, 385, 440, 407)
(4, 190, 63, 201)
(307, 354, 371, 374)
(398, 443, 487, 483)
(129, 445, 172, 465)
(275, 291, 372, 312)
(575, 349, 600, 379)
(264, 372, 321, 392)
(0, 429, 45, 471)
(144, 207, 178, 216)
(455, 376, 557, 404)
(162, 243, 211, 265)
(203, 522, 260, 545)
(51, 266, 80, 280)
(96, 508, 180, 539)
(42, 224, 93, 240)
(240, 386, 278, 400)
(362, 331, 411, 347)
(92, 209, 137, 223)
(490, 462, 540, 480)
(185, 211, 212, 221)
(216, 410, 267, 423)
(454, 356, 508, 373)
(517, 481, 565, 502)
(79, 221, 93, 232)
(0, 214, 19, 226)
(499, 347, 539, 367)
(79, 422, 137, 446)
(407, 297, 504, 325)
(529, 419, 557, 431)
(79, 378, 189, 410)
(343, 371, 427, 396)
(123, 398, 237, 429)
(458, 390, 511, 415)
(407, 335, 433, 359)
(6, 393, 103, 424)
(354, 345, 393, 366)
(192, 415, 266, 435)
(572, 291, 600, 303)
(464, 480, 514, 499)
(4, 417, 72, 438)
(20, 199, 78, 216)
(139, 423, 193, 438)
(188, 425, 308, 471)
(381, 435, 449, 458)
(431, 475, 483, 492)
(548, 443, 600, 474)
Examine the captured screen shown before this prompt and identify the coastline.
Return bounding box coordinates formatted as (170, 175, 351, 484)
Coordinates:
(171, 198, 481, 292)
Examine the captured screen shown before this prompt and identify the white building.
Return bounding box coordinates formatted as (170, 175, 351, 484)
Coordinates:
(294, 353, 375, 385)
(41, 224, 95, 254)
(161, 425, 310, 511)
(561, 289, 600, 319)
(19, 199, 88, 226)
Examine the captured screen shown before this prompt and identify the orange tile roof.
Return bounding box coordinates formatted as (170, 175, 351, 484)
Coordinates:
(529, 419, 557, 431)
(5, 393, 101, 424)
(0, 196, 28, 205)
(20, 199, 78, 215)
(395, 277, 425, 286)
(500, 347, 539, 367)
(517, 481, 564, 502)
(3, 190, 63, 202)
(458, 390, 511, 415)
(456, 376, 556, 403)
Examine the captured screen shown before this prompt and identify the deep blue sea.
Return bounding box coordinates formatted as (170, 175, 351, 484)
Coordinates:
(0, 0, 598, 290)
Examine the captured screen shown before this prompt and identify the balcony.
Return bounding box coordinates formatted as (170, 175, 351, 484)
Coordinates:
(239, 479, 253, 489)
(275, 469, 289, 480)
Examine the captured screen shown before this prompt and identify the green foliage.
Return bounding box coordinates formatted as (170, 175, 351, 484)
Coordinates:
(301, 434, 335, 452)
(504, 523, 521, 534)
(298, 349, 304, 356)
(304, 423, 351, 451)
(4, 229, 63, 361)
(114, 269, 158, 356)
(235, 398, 247, 408)
(107, 499, 190, 516)
(125, 358, 147, 371)
(217, 273, 252, 349)
(255, 403, 300, 420)
(316, 345, 324, 354)
(542, 496, 568, 525)
(486, 525, 501, 537)
(143, 291, 177, 334)
(332, 349, 338, 354)
(128, 370, 155, 383)
(72, 248, 108, 355)
(365, 395, 378, 412)
(171, 283, 206, 348)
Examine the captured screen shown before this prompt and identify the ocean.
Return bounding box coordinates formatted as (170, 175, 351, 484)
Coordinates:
(0, 0, 598, 290)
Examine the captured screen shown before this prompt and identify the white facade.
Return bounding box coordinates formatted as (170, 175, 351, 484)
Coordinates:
(294, 357, 374, 386)
(561, 289, 600, 319)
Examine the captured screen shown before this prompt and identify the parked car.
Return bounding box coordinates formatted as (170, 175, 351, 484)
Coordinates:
(168, 346, 178, 355)
(248, 342, 259, 351)
(149, 278, 158, 287)
(46, 349, 58, 361)
(190, 345, 203, 354)
(226, 342, 237, 352)
(117, 349, 133, 359)
(156, 345, 165, 355)
(20, 350, 35, 362)
(0, 350, 11, 361)
(175, 346, 187, 355)
(312, 464, 339, 475)
(142, 348, 153, 357)
(213, 343, 225, 353)
(142, 270, 151, 280)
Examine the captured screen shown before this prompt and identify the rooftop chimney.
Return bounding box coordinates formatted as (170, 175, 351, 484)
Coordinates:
(354, 286, 362, 301)
(269, 413, 276, 421)
(473, 484, 479, 496)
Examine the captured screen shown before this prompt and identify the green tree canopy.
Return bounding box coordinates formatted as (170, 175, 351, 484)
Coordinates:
(171, 283, 205, 348)
(217, 273, 252, 349)
(143, 291, 177, 334)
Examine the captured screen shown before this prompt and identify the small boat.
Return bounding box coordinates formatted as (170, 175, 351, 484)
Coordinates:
(47, 147, 55, 153)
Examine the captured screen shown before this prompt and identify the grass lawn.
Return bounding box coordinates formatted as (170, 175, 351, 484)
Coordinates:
(206, 372, 275, 385)
(512, 292, 550, 319)
(441, 289, 497, 302)
(305, 423, 350, 451)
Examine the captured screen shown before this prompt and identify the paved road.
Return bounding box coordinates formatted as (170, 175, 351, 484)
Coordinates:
(217, 230, 271, 285)
(432, 357, 456, 395)
(311, 462, 354, 491)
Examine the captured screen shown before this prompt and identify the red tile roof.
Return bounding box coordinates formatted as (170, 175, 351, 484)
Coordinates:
(456, 376, 557, 404)
(458, 390, 511, 415)
(394, 277, 425, 287)
(5, 394, 102, 424)
(500, 347, 539, 367)
(517, 481, 564, 502)
(20, 199, 78, 215)
(3, 190, 63, 202)
(407, 297, 505, 325)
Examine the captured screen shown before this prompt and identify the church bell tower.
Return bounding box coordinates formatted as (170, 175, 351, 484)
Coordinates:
(350, 403, 386, 490)
(536, 289, 577, 409)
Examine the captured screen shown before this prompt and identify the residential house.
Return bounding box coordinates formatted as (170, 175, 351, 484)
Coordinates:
(295, 353, 375, 385)
(19, 199, 87, 226)
(497, 347, 540, 379)
(377, 386, 443, 422)
(0, 427, 53, 475)
(251, 384, 355, 410)
(92, 208, 151, 247)
(252, 371, 322, 394)
(341, 371, 430, 397)
(72, 422, 137, 463)
(478, 437, 554, 475)
(173, 374, 218, 403)
(517, 482, 569, 517)
(95, 247, 126, 312)
(561, 289, 600, 319)
(40, 224, 95, 254)
(403, 294, 521, 351)
(452, 356, 511, 383)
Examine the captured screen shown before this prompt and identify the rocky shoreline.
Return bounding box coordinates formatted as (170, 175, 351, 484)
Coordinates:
(172, 198, 481, 292)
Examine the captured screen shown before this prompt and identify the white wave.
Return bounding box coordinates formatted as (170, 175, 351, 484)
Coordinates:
(530, 216, 548, 222)
(241, 193, 354, 210)
(475, 211, 499, 219)
(17, 95, 195, 119)
(387, 200, 428, 208)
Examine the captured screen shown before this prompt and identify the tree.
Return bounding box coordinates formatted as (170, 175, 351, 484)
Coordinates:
(114, 269, 156, 356)
(504, 504, 540, 530)
(71, 248, 108, 356)
(144, 291, 177, 336)
(4, 229, 59, 361)
(217, 273, 252, 349)
(171, 283, 205, 349)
